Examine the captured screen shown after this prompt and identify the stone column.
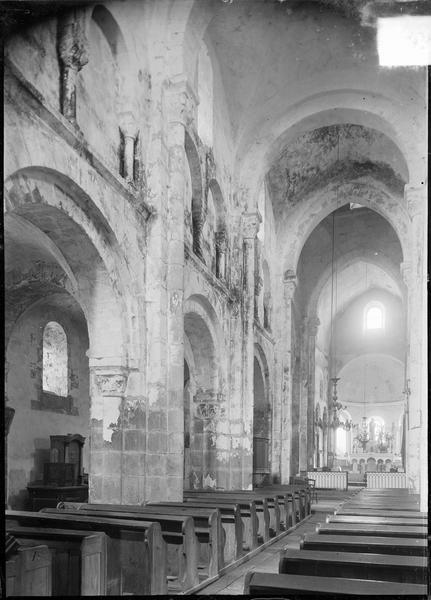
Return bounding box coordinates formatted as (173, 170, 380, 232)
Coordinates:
(298, 316, 309, 473)
(215, 230, 228, 281)
(307, 316, 320, 470)
(402, 184, 427, 510)
(119, 112, 139, 182)
(89, 366, 131, 504)
(280, 271, 297, 483)
(241, 211, 261, 489)
(57, 11, 89, 122)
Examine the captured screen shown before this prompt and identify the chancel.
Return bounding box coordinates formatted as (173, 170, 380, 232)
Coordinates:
(3, 0, 428, 597)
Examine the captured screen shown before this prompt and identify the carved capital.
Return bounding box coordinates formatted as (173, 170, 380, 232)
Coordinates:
(195, 402, 226, 420)
(254, 275, 263, 296)
(283, 270, 297, 299)
(404, 184, 426, 218)
(93, 368, 129, 396)
(119, 111, 138, 139)
(308, 315, 320, 337)
(215, 230, 228, 252)
(400, 261, 413, 288)
(57, 12, 89, 70)
(242, 211, 262, 239)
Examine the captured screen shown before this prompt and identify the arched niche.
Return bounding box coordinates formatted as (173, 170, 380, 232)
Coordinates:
(253, 345, 272, 487)
(78, 5, 133, 173)
(6, 291, 90, 509)
(183, 294, 225, 489)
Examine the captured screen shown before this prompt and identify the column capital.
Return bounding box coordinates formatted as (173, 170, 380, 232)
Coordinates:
(119, 111, 138, 139)
(400, 260, 413, 287)
(57, 11, 89, 70)
(283, 269, 297, 299)
(215, 229, 228, 251)
(404, 184, 426, 218)
(242, 211, 262, 239)
(91, 366, 129, 397)
(308, 315, 321, 337)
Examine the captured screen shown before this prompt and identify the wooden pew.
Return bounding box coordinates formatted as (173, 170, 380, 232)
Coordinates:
(243, 571, 427, 597)
(48, 506, 201, 590)
(259, 487, 303, 526)
(335, 507, 427, 519)
(6, 543, 52, 597)
(6, 510, 166, 595)
(184, 495, 259, 551)
(278, 548, 427, 584)
(184, 490, 271, 541)
(316, 522, 428, 538)
(6, 525, 107, 595)
(327, 514, 427, 527)
(185, 491, 269, 543)
(54, 502, 218, 584)
(343, 501, 420, 512)
(264, 485, 309, 520)
(148, 501, 243, 564)
(300, 532, 427, 557)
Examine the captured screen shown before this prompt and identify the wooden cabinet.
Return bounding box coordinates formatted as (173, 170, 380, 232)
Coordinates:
(26, 484, 88, 512)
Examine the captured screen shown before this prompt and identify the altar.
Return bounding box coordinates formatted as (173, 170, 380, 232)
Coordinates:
(334, 452, 403, 474)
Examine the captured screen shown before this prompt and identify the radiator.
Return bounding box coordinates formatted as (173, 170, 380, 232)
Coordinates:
(366, 472, 409, 488)
(306, 471, 348, 490)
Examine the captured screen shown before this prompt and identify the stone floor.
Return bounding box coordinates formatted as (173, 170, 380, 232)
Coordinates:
(198, 488, 360, 596)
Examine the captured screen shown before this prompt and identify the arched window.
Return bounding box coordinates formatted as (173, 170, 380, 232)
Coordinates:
(364, 302, 385, 330)
(43, 321, 68, 397)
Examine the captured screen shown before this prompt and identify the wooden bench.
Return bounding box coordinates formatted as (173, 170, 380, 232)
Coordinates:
(184, 495, 259, 551)
(50, 505, 205, 590)
(335, 507, 427, 519)
(265, 484, 309, 519)
(344, 501, 420, 511)
(258, 487, 303, 526)
(300, 532, 427, 556)
(148, 501, 243, 564)
(327, 514, 428, 527)
(243, 571, 427, 597)
(316, 522, 428, 538)
(55, 502, 219, 584)
(6, 525, 107, 595)
(6, 509, 166, 595)
(278, 548, 427, 584)
(185, 491, 269, 543)
(6, 544, 52, 596)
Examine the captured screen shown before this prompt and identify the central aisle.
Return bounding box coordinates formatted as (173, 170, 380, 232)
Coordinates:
(199, 489, 357, 595)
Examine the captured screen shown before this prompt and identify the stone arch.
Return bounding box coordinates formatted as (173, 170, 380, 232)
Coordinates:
(308, 246, 405, 325)
(183, 294, 226, 488)
(238, 97, 419, 210)
(4, 167, 136, 364)
(280, 179, 409, 275)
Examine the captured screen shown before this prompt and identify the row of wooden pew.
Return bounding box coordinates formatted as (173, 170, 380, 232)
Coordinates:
(5, 483, 312, 596)
(245, 488, 428, 597)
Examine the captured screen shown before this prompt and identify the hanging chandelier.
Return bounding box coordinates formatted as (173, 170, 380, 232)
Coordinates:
(328, 127, 351, 430)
